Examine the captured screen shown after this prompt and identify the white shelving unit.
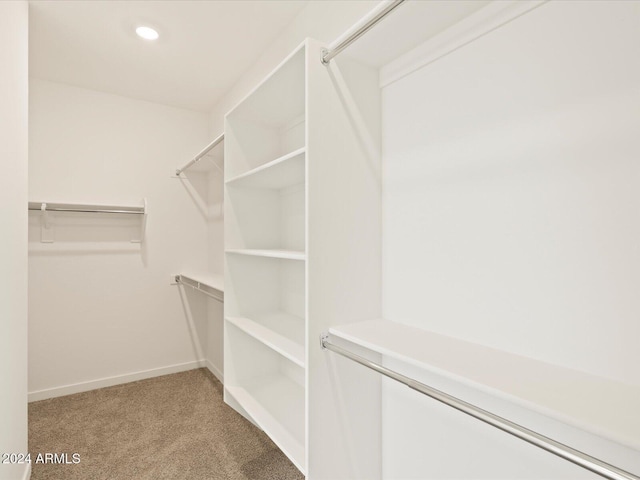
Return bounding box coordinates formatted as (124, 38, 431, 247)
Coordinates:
(224, 43, 308, 473)
(224, 39, 382, 478)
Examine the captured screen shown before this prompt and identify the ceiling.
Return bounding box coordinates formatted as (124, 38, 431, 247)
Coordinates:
(29, 1, 309, 112)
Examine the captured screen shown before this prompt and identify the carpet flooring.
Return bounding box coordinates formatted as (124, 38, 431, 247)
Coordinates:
(28, 368, 304, 480)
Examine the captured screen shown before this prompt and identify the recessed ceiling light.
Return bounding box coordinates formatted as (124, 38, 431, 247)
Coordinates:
(136, 26, 159, 41)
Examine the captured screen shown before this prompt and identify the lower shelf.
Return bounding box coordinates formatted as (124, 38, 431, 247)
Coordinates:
(226, 375, 305, 473)
(225, 313, 305, 367)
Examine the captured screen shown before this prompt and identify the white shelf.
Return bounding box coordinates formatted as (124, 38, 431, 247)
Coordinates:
(226, 313, 304, 367)
(226, 249, 306, 261)
(329, 319, 640, 451)
(225, 147, 305, 189)
(226, 375, 305, 473)
(177, 271, 224, 293)
(176, 134, 224, 176)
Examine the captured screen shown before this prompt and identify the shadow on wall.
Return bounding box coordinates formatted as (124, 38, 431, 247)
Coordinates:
(177, 283, 208, 363)
(28, 210, 148, 264)
(175, 146, 224, 221)
(326, 56, 381, 184)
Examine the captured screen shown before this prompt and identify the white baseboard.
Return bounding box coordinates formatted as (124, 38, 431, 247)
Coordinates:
(28, 360, 206, 402)
(205, 359, 224, 384)
(22, 462, 31, 480)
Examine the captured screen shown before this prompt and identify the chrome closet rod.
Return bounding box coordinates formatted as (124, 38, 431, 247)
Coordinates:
(28, 202, 144, 215)
(176, 275, 223, 302)
(320, 334, 640, 480)
(175, 133, 224, 176)
(321, 0, 407, 64)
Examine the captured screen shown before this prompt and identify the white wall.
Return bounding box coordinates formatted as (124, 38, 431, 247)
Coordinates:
(28, 79, 215, 399)
(382, 0, 640, 477)
(0, 2, 29, 480)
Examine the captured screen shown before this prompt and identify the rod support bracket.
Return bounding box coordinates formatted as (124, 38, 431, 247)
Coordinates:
(320, 332, 329, 350)
(320, 49, 330, 65)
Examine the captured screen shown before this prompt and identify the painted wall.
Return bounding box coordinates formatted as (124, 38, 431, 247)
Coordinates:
(382, 0, 640, 477)
(0, 2, 29, 480)
(28, 79, 215, 399)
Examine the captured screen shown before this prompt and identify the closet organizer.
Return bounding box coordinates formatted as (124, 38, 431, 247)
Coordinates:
(223, 36, 381, 476)
(223, 1, 640, 480)
(173, 134, 224, 304)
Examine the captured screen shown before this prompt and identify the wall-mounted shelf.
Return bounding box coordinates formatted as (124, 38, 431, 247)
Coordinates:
(27, 201, 146, 215)
(175, 133, 224, 177)
(329, 318, 640, 452)
(225, 249, 305, 261)
(28, 199, 147, 243)
(174, 272, 224, 301)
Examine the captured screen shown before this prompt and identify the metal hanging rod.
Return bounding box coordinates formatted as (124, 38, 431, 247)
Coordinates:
(320, 333, 640, 480)
(28, 201, 145, 215)
(175, 274, 223, 302)
(321, 0, 407, 65)
(175, 133, 224, 176)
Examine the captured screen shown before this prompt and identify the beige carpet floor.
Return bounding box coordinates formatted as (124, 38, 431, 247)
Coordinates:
(29, 368, 304, 480)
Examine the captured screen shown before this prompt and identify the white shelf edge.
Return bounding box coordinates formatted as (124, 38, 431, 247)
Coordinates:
(329, 319, 640, 452)
(225, 147, 306, 186)
(225, 249, 306, 261)
(175, 132, 224, 177)
(225, 384, 306, 474)
(226, 316, 305, 368)
(176, 272, 224, 293)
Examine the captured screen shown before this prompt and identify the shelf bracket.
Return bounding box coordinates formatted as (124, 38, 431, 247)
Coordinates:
(40, 202, 54, 243)
(131, 198, 147, 243)
(320, 332, 329, 350)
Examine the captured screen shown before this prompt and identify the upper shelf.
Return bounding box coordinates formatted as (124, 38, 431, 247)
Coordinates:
(175, 133, 224, 177)
(28, 201, 146, 215)
(28, 199, 147, 243)
(336, 0, 489, 70)
(329, 318, 640, 451)
(225, 147, 305, 189)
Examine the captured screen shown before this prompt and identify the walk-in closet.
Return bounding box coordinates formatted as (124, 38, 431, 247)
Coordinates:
(1, 1, 639, 480)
